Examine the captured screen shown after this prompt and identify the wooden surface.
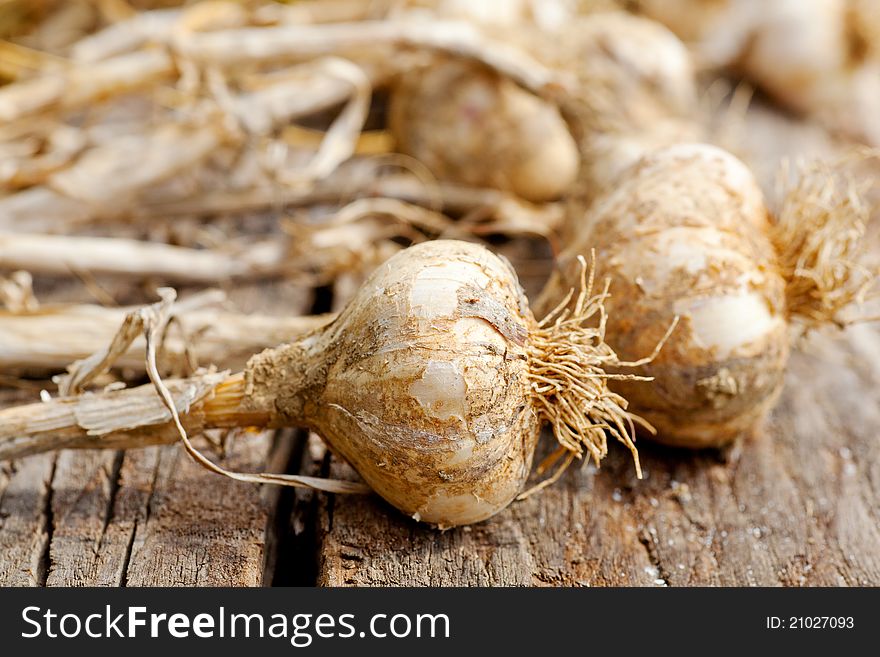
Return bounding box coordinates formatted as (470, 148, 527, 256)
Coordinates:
(0, 280, 311, 586)
(308, 325, 880, 586)
(1, 102, 879, 587)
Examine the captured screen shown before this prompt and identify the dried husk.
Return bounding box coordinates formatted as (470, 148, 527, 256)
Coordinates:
(0, 232, 286, 282)
(0, 295, 332, 374)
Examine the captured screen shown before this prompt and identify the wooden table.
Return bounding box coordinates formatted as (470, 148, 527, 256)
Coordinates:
(1, 103, 878, 587)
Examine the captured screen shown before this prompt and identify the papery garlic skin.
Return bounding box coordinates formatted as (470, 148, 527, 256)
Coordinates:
(389, 59, 579, 202)
(636, 0, 880, 146)
(547, 12, 701, 203)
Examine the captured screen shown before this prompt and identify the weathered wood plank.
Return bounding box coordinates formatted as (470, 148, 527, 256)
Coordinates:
(310, 326, 880, 586)
(43, 449, 127, 586)
(1, 278, 312, 586)
(628, 329, 880, 586)
(40, 432, 286, 587)
(0, 387, 54, 586)
(0, 452, 55, 586)
(122, 432, 277, 586)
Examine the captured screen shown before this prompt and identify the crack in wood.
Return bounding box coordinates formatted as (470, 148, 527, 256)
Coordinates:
(96, 450, 125, 556)
(262, 429, 310, 586)
(118, 519, 137, 588)
(36, 456, 56, 586)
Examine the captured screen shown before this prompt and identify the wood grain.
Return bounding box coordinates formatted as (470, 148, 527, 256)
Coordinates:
(309, 325, 880, 586)
(0, 280, 312, 586)
(0, 450, 55, 586)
